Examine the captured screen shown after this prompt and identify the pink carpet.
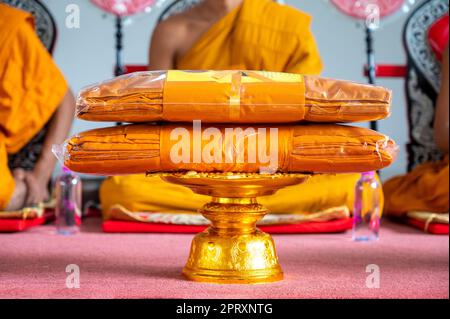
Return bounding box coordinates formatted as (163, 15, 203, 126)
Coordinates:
(0, 218, 447, 299)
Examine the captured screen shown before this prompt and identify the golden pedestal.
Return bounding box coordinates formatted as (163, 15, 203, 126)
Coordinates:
(161, 172, 309, 284)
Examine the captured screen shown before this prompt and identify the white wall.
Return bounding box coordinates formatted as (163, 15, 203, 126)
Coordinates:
(43, 0, 417, 179)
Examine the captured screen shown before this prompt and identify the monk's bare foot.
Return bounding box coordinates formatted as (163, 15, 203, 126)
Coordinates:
(5, 169, 28, 211)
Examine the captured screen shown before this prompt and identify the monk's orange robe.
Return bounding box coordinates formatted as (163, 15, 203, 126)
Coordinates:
(100, 173, 362, 217)
(384, 156, 449, 216)
(176, 0, 323, 74)
(0, 4, 68, 209)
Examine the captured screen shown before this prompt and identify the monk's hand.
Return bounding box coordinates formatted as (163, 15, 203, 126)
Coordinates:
(23, 171, 50, 206)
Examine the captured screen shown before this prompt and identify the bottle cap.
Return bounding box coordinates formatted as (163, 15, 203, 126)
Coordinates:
(362, 171, 375, 178)
(62, 166, 71, 173)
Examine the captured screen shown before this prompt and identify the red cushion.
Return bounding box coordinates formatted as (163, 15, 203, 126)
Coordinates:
(102, 218, 353, 234)
(0, 217, 46, 232)
(124, 65, 147, 74)
(428, 13, 449, 62)
(0, 208, 54, 233)
(406, 217, 449, 235)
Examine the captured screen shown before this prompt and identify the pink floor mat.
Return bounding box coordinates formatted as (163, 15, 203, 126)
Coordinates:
(0, 218, 447, 299)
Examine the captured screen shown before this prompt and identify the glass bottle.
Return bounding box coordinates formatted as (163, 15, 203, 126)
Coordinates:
(352, 171, 382, 241)
(54, 167, 82, 235)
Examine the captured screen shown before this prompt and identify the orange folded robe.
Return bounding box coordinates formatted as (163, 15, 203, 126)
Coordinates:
(175, 0, 323, 74)
(77, 70, 392, 123)
(384, 156, 449, 216)
(63, 123, 397, 175)
(0, 4, 68, 210)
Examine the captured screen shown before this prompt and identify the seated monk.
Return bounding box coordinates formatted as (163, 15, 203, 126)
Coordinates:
(383, 44, 449, 229)
(100, 0, 370, 223)
(0, 4, 75, 212)
(148, 0, 322, 72)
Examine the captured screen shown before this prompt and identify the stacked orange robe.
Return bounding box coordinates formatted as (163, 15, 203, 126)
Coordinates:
(0, 4, 68, 210)
(97, 0, 384, 220)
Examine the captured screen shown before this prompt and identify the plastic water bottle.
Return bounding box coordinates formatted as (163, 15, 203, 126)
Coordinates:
(54, 167, 82, 235)
(352, 171, 381, 241)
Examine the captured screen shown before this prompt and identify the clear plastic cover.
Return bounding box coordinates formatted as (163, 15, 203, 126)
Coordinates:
(57, 123, 398, 176)
(76, 70, 392, 123)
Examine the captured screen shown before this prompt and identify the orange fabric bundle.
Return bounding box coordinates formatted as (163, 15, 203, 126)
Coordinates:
(62, 123, 397, 175)
(76, 71, 391, 123)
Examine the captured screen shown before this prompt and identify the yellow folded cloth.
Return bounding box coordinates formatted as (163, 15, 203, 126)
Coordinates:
(406, 212, 449, 224)
(0, 205, 44, 220)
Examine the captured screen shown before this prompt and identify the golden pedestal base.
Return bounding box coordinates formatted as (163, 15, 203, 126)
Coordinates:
(161, 172, 309, 284)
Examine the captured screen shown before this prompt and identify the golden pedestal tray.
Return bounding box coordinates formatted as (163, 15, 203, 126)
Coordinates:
(160, 172, 310, 284)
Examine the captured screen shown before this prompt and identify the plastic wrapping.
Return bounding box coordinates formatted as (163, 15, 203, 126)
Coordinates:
(58, 123, 398, 175)
(76, 70, 392, 123)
